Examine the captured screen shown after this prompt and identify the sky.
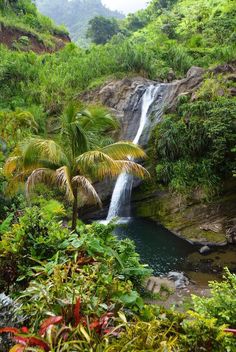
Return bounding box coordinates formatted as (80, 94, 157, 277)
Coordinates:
(101, 0, 148, 14)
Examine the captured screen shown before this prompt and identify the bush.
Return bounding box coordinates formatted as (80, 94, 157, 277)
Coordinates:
(192, 269, 236, 327)
(151, 93, 236, 197)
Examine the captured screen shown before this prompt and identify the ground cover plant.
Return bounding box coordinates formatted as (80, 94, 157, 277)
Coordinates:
(0, 205, 235, 351)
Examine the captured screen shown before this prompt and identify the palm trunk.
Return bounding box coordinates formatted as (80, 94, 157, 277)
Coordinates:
(72, 186, 78, 231)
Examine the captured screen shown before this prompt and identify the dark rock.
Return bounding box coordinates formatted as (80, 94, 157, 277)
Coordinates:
(199, 246, 211, 255)
(211, 64, 235, 74)
(133, 181, 236, 245)
(229, 87, 236, 96)
(166, 69, 176, 82)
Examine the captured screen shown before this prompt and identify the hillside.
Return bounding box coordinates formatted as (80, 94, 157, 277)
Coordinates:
(35, 0, 124, 44)
(0, 0, 70, 52)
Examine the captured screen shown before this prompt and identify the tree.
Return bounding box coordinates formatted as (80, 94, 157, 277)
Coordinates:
(4, 105, 149, 230)
(87, 16, 120, 44)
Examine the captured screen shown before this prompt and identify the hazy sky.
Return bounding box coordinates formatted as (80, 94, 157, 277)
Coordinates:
(102, 0, 148, 14)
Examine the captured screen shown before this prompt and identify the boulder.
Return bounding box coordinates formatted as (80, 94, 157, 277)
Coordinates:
(199, 245, 211, 255)
(167, 271, 189, 289)
(145, 276, 176, 294)
(187, 66, 205, 78)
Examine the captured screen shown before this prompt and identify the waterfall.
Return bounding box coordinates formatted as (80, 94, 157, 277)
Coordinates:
(106, 84, 162, 221)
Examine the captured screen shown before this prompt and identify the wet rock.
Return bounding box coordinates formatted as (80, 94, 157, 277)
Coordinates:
(167, 271, 189, 289)
(199, 245, 211, 255)
(146, 276, 176, 293)
(134, 181, 236, 246)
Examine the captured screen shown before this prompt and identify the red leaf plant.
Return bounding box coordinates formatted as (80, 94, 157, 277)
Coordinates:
(0, 297, 116, 351)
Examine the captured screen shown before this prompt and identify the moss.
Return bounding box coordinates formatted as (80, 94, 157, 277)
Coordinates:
(134, 187, 236, 245)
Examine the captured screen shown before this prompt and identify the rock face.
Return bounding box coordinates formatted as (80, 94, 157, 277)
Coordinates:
(82, 67, 204, 143)
(133, 181, 236, 246)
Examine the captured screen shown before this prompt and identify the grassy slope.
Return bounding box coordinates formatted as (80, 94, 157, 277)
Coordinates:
(0, 0, 69, 50)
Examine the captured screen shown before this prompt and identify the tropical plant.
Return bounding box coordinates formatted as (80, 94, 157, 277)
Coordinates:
(192, 268, 236, 327)
(0, 297, 117, 351)
(4, 105, 149, 229)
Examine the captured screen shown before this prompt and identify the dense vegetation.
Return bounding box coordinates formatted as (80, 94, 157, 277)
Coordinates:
(0, 0, 236, 350)
(0, 204, 235, 351)
(151, 76, 236, 198)
(36, 0, 124, 44)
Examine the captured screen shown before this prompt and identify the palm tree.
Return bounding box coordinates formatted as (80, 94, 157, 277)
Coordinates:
(4, 105, 149, 230)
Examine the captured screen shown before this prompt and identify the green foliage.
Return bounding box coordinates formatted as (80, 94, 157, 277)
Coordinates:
(151, 93, 236, 197)
(0, 206, 235, 351)
(0, 207, 151, 325)
(0, 213, 13, 235)
(192, 269, 236, 327)
(0, 205, 69, 261)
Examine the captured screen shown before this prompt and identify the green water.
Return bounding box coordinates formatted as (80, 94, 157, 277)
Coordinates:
(115, 217, 195, 275)
(115, 217, 236, 283)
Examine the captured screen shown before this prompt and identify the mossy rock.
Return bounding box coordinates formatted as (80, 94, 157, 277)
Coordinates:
(133, 186, 236, 246)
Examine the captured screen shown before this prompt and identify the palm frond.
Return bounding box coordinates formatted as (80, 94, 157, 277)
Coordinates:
(72, 175, 102, 208)
(56, 166, 74, 201)
(76, 150, 121, 179)
(116, 160, 150, 179)
(22, 138, 67, 169)
(26, 168, 56, 199)
(61, 103, 89, 156)
(101, 142, 147, 160)
(78, 106, 119, 132)
(5, 172, 28, 196)
(3, 156, 22, 176)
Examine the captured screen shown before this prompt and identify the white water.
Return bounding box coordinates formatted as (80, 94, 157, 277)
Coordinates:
(106, 85, 161, 222)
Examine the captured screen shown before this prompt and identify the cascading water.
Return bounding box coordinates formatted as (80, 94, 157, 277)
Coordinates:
(106, 84, 162, 221)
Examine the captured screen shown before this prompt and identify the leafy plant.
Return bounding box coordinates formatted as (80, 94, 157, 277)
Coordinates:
(4, 104, 149, 229)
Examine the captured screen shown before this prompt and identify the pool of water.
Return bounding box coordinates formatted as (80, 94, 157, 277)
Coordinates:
(115, 217, 195, 275)
(113, 217, 236, 283)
